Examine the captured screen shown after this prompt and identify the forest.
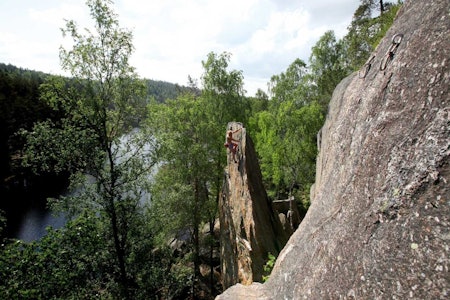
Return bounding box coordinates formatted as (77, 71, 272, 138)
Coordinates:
(0, 0, 401, 299)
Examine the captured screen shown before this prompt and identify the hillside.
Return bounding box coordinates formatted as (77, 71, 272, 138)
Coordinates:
(0, 62, 191, 236)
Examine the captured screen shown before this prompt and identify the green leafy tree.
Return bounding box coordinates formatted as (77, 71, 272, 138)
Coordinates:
(20, 0, 154, 297)
(0, 212, 110, 299)
(147, 52, 247, 297)
(147, 92, 217, 297)
(255, 101, 323, 203)
(309, 30, 348, 111)
(268, 58, 310, 106)
(276, 101, 324, 206)
(0, 211, 171, 299)
(201, 51, 248, 130)
(249, 109, 279, 192)
(250, 88, 269, 112)
(200, 53, 248, 291)
(252, 59, 321, 200)
(342, 1, 375, 70)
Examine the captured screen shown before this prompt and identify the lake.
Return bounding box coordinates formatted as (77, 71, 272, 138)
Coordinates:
(2, 129, 154, 242)
(1, 177, 67, 242)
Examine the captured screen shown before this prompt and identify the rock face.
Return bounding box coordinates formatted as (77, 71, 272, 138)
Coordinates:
(217, 0, 449, 299)
(219, 122, 287, 289)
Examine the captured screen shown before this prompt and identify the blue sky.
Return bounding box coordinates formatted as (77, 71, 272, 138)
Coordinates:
(0, 0, 360, 96)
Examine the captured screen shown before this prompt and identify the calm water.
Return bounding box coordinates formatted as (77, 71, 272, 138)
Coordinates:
(2, 176, 68, 242)
(3, 130, 153, 242)
(16, 204, 66, 242)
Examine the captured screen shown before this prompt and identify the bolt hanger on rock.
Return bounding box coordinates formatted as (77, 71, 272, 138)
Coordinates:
(380, 33, 404, 71)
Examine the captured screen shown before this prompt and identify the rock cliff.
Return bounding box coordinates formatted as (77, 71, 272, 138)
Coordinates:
(219, 122, 288, 289)
(217, 0, 449, 299)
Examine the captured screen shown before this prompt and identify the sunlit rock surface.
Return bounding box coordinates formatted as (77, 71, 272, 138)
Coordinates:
(219, 122, 287, 289)
(217, 0, 449, 298)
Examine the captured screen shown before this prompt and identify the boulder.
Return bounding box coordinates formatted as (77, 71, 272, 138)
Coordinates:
(217, 0, 449, 298)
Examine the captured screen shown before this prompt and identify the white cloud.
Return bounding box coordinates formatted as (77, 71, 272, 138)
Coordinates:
(0, 0, 360, 95)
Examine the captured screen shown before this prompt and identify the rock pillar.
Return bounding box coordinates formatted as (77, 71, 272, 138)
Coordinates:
(219, 122, 287, 289)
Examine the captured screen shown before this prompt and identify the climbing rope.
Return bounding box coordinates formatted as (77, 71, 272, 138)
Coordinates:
(379, 33, 404, 71)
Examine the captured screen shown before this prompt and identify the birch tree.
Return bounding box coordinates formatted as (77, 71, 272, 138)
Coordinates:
(21, 0, 155, 297)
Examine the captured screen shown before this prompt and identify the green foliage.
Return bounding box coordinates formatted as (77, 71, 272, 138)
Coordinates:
(268, 58, 310, 106)
(0, 212, 109, 299)
(202, 52, 245, 97)
(248, 110, 278, 190)
(0, 63, 64, 197)
(250, 100, 323, 202)
(147, 91, 217, 290)
(342, 0, 403, 70)
(146, 52, 247, 297)
(201, 51, 248, 126)
(19, 117, 99, 175)
(18, 0, 157, 298)
(0, 61, 188, 220)
(309, 31, 348, 110)
(145, 79, 198, 103)
(250, 58, 324, 203)
(248, 89, 269, 114)
(262, 252, 276, 282)
(0, 211, 175, 299)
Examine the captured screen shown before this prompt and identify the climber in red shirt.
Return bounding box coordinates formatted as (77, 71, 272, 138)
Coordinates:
(224, 127, 241, 163)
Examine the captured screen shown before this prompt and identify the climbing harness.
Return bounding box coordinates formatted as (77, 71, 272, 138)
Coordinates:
(379, 33, 403, 71)
(359, 55, 376, 79)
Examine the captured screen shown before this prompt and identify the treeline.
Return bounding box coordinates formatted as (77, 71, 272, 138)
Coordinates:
(0, 64, 54, 185)
(0, 0, 401, 299)
(0, 64, 68, 239)
(0, 62, 193, 212)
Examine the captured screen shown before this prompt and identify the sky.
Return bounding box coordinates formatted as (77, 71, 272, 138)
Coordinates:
(0, 0, 361, 96)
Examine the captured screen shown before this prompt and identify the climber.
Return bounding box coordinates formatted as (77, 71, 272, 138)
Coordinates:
(224, 127, 241, 163)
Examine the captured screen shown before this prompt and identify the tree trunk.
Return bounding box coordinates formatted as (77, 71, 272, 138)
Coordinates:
(109, 196, 130, 299)
(106, 147, 130, 299)
(209, 216, 215, 293)
(193, 178, 201, 296)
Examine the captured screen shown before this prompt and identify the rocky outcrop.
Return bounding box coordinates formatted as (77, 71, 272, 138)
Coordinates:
(217, 0, 449, 299)
(272, 197, 301, 236)
(219, 122, 287, 289)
